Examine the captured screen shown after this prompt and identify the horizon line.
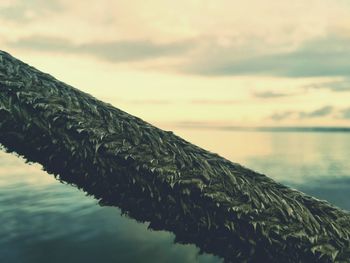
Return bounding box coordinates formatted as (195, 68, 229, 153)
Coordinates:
(159, 123, 350, 133)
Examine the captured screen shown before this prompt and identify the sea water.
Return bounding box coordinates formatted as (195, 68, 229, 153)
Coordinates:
(0, 130, 349, 263)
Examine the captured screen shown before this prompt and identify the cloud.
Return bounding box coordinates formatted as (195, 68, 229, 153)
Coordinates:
(0, 0, 63, 22)
(9, 35, 193, 62)
(270, 111, 294, 121)
(269, 106, 334, 121)
(186, 35, 350, 77)
(6, 23, 350, 79)
(299, 106, 334, 118)
(340, 108, 350, 119)
(4, 1, 350, 84)
(253, 91, 290, 98)
(305, 78, 350, 92)
(10, 36, 70, 51)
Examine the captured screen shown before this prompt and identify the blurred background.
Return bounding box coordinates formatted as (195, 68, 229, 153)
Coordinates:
(1, 1, 350, 262)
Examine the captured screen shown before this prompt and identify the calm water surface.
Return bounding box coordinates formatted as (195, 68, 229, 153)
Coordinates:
(1, 130, 349, 263)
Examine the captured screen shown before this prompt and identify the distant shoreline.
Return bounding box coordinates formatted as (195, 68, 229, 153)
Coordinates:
(170, 125, 350, 133)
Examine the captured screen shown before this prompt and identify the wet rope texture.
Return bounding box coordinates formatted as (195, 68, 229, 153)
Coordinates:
(0, 50, 349, 263)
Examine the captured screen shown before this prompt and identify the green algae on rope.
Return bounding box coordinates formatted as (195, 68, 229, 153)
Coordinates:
(0, 50, 350, 263)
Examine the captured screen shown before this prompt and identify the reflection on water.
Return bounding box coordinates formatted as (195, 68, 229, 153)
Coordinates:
(1, 130, 350, 262)
(0, 151, 219, 263)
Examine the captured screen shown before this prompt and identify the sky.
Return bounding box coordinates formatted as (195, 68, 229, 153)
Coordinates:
(1, 0, 350, 128)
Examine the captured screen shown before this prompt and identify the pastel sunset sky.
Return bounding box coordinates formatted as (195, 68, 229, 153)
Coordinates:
(1, 0, 350, 128)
